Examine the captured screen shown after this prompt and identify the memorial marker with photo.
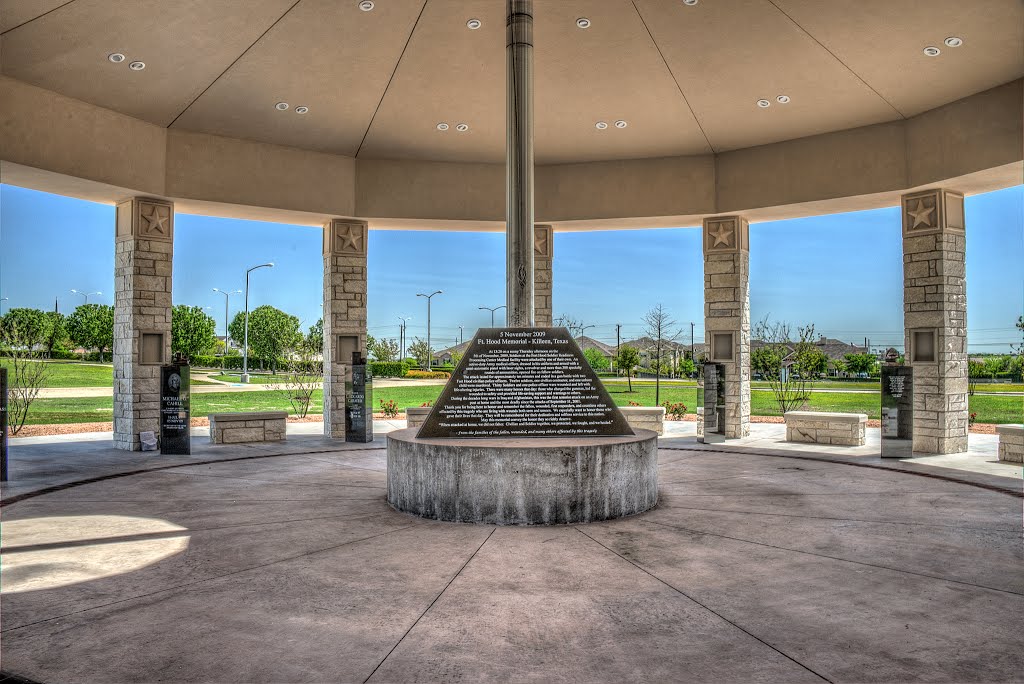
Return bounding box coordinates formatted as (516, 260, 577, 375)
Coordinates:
(417, 327, 633, 439)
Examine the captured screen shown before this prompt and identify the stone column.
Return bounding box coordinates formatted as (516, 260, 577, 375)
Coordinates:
(702, 216, 751, 439)
(323, 219, 369, 439)
(113, 197, 174, 451)
(901, 188, 968, 454)
(534, 224, 553, 327)
(506, 0, 534, 327)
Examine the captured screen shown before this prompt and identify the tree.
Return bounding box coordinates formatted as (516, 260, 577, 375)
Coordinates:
(67, 304, 114, 362)
(843, 352, 877, 376)
(615, 346, 641, 392)
(0, 319, 51, 435)
(583, 347, 610, 371)
(450, 350, 464, 368)
(968, 360, 984, 396)
(369, 337, 400, 362)
(793, 342, 828, 381)
(642, 304, 680, 406)
(407, 337, 432, 369)
(982, 355, 1008, 380)
(752, 317, 816, 414)
(306, 318, 323, 353)
(274, 340, 323, 418)
(0, 308, 51, 349)
(228, 305, 301, 372)
(44, 311, 69, 356)
(677, 357, 696, 378)
(554, 314, 585, 337)
(171, 305, 217, 361)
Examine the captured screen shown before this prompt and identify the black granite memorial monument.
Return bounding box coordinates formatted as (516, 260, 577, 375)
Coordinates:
(417, 327, 633, 439)
(160, 364, 191, 455)
(1, 367, 8, 481)
(699, 362, 727, 444)
(880, 350, 913, 458)
(346, 352, 373, 442)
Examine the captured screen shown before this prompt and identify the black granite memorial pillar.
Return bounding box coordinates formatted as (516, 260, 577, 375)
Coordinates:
(1, 367, 8, 481)
(700, 362, 727, 444)
(346, 353, 373, 442)
(160, 364, 191, 455)
(881, 364, 914, 458)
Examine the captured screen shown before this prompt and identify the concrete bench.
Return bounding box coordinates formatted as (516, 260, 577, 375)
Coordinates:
(620, 406, 665, 436)
(785, 411, 867, 446)
(209, 411, 287, 444)
(406, 406, 431, 428)
(407, 405, 666, 435)
(996, 424, 1024, 463)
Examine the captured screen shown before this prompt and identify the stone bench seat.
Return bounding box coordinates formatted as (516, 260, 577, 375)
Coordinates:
(784, 411, 867, 446)
(209, 411, 288, 444)
(996, 424, 1024, 463)
(406, 405, 665, 435)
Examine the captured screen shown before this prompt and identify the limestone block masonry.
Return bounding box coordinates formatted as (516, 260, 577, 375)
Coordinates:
(703, 216, 751, 439)
(534, 224, 553, 327)
(619, 406, 665, 436)
(209, 411, 287, 444)
(113, 197, 173, 451)
(996, 424, 1024, 463)
(902, 189, 968, 454)
(785, 411, 867, 446)
(323, 219, 368, 439)
(405, 406, 431, 429)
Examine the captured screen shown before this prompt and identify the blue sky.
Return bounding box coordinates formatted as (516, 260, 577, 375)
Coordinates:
(1, 183, 1021, 353)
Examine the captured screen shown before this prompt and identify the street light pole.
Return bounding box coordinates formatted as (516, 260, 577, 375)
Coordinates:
(690, 322, 695, 362)
(398, 316, 412, 361)
(479, 305, 506, 327)
(0, 297, 7, 315)
(213, 288, 242, 356)
(458, 325, 464, 345)
(241, 263, 274, 382)
(416, 291, 442, 368)
(71, 289, 102, 305)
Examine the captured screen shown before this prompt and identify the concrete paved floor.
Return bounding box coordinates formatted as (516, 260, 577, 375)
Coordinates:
(1, 429, 1022, 683)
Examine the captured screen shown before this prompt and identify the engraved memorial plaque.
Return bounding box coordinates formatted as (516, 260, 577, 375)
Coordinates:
(700, 362, 727, 444)
(881, 364, 913, 458)
(346, 352, 373, 443)
(1, 367, 8, 481)
(160, 364, 191, 455)
(416, 328, 633, 438)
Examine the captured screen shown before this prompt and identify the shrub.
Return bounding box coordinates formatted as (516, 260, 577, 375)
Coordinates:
(370, 361, 407, 378)
(628, 401, 641, 407)
(406, 370, 450, 379)
(661, 401, 688, 420)
(420, 401, 433, 407)
(378, 399, 399, 418)
(402, 358, 420, 370)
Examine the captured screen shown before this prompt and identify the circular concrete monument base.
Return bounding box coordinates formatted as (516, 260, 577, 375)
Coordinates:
(386, 428, 658, 525)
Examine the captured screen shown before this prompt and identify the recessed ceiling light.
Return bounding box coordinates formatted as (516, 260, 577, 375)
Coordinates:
(614, 120, 627, 128)
(467, 18, 481, 29)
(437, 122, 449, 131)
(295, 106, 309, 114)
(358, 0, 374, 11)
(595, 121, 608, 130)
(776, 95, 790, 104)
(756, 99, 771, 108)
(944, 36, 963, 47)
(128, 61, 145, 71)
(576, 17, 591, 29)
(275, 102, 289, 111)
(923, 46, 941, 57)
(456, 123, 469, 132)
(682, 0, 699, 5)
(107, 53, 125, 63)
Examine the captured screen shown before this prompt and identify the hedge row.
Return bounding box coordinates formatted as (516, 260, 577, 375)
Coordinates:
(406, 370, 451, 379)
(370, 361, 406, 378)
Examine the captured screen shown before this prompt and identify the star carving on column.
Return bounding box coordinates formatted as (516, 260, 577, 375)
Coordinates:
(907, 199, 935, 229)
(709, 223, 733, 248)
(534, 230, 548, 256)
(336, 225, 363, 253)
(142, 204, 169, 235)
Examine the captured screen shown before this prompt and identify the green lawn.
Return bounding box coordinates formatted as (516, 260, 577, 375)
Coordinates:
(0, 359, 215, 388)
(18, 383, 1023, 426)
(208, 373, 300, 384)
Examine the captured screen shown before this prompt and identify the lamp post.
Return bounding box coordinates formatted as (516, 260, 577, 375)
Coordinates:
(241, 263, 274, 382)
(479, 305, 506, 327)
(458, 325, 464, 345)
(416, 290, 442, 369)
(398, 316, 412, 361)
(212, 289, 242, 356)
(70, 289, 101, 305)
(0, 297, 7, 315)
(690, 322, 695, 362)
(578, 324, 595, 340)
